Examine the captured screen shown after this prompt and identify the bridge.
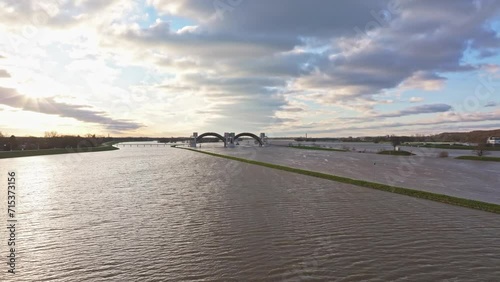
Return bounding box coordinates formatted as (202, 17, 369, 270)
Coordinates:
(192, 132, 266, 147)
(115, 143, 171, 147)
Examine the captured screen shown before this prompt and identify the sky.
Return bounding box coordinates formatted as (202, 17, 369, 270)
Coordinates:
(0, 0, 499, 137)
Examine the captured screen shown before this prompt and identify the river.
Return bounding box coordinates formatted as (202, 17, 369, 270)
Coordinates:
(0, 144, 499, 281)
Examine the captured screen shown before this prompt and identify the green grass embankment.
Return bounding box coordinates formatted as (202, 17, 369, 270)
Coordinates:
(455, 156, 500, 162)
(0, 145, 119, 159)
(177, 147, 500, 214)
(288, 145, 346, 152)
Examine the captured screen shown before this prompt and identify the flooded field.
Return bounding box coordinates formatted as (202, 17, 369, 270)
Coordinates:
(200, 143, 500, 205)
(269, 139, 500, 158)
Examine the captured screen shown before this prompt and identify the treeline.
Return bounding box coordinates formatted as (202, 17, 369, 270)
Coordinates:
(294, 137, 338, 142)
(158, 137, 191, 143)
(369, 129, 500, 144)
(431, 129, 500, 144)
(0, 133, 110, 151)
(0, 131, 193, 151)
(294, 130, 500, 144)
(294, 136, 407, 143)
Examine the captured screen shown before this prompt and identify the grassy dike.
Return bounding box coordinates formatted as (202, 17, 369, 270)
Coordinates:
(176, 147, 500, 214)
(0, 145, 119, 159)
(288, 145, 346, 152)
(456, 156, 500, 162)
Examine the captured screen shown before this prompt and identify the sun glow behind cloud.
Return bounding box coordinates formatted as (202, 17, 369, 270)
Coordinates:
(0, 0, 499, 137)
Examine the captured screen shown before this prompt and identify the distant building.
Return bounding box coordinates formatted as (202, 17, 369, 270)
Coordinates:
(486, 136, 500, 145)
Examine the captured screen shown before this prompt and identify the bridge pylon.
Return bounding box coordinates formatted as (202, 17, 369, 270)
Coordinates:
(191, 132, 198, 147)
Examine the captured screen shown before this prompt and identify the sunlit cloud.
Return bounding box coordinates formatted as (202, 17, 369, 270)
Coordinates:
(0, 87, 143, 132)
(0, 69, 11, 77)
(409, 97, 424, 103)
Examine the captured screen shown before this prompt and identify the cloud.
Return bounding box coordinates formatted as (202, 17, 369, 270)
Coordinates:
(102, 0, 500, 125)
(409, 97, 424, 103)
(329, 103, 454, 123)
(149, 0, 390, 36)
(114, 20, 300, 60)
(485, 101, 497, 107)
(377, 103, 452, 118)
(279, 107, 305, 113)
(0, 87, 143, 131)
(288, 0, 498, 106)
(0, 69, 11, 78)
(400, 72, 446, 91)
(156, 73, 291, 130)
(482, 64, 500, 74)
(279, 110, 500, 136)
(0, 0, 127, 28)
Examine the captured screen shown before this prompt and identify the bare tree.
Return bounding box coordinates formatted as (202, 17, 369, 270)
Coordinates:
(390, 135, 401, 151)
(44, 131, 59, 138)
(9, 135, 18, 151)
(474, 142, 489, 157)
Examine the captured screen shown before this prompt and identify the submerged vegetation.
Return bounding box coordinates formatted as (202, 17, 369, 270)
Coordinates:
(288, 145, 346, 152)
(438, 151, 449, 158)
(377, 150, 415, 156)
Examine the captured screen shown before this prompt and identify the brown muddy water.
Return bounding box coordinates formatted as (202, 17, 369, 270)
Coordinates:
(0, 144, 499, 281)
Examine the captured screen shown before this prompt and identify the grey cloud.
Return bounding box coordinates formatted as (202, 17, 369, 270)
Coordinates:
(158, 72, 292, 131)
(202, 94, 290, 130)
(118, 0, 500, 120)
(0, 87, 143, 132)
(0, 69, 11, 78)
(180, 74, 284, 88)
(158, 84, 195, 92)
(485, 101, 498, 107)
(331, 104, 453, 124)
(270, 117, 297, 124)
(234, 52, 321, 77)
(117, 1, 398, 62)
(153, 0, 390, 37)
(195, 109, 219, 115)
(282, 110, 500, 135)
(294, 0, 500, 99)
(116, 21, 299, 59)
(378, 104, 453, 118)
(173, 74, 286, 100)
(280, 107, 304, 113)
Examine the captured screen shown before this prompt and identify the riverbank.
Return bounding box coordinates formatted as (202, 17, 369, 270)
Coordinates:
(177, 147, 500, 214)
(0, 144, 119, 159)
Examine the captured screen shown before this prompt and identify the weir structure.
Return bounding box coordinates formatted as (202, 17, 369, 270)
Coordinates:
(191, 132, 266, 147)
